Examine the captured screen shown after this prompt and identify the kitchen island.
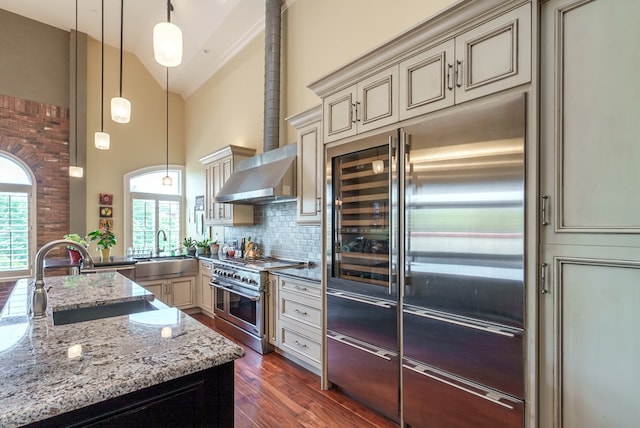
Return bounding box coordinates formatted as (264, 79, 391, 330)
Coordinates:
(0, 272, 245, 427)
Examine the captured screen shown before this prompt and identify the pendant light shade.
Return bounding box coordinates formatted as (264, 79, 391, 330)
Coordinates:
(95, 131, 110, 150)
(111, 0, 131, 123)
(111, 97, 131, 123)
(153, 1, 182, 67)
(69, 0, 84, 178)
(69, 165, 84, 178)
(95, 0, 110, 149)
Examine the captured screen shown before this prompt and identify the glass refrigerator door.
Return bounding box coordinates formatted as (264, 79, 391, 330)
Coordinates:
(329, 144, 393, 299)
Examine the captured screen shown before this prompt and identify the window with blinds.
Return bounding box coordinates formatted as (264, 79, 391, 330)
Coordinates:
(128, 169, 182, 255)
(0, 153, 34, 279)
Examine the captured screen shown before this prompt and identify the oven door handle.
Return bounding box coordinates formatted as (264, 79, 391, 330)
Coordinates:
(210, 281, 261, 301)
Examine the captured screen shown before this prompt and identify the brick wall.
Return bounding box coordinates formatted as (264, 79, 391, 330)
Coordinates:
(0, 93, 70, 249)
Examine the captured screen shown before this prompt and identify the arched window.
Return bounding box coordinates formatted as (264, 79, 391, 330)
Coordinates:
(124, 167, 183, 256)
(0, 152, 35, 279)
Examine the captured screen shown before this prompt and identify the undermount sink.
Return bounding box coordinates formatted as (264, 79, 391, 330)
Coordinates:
(52, 299, 158, 326)
(135, 256, 197, 280)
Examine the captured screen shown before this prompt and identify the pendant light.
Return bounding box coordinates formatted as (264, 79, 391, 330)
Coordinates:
(162, 68, 172, 186)
(94, 0, 110, 150)
(111, 0, 131, 123)
(153, 0, 182, 67)
(69, 0, 84, 178)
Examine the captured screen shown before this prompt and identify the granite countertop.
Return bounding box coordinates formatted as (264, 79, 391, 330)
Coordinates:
(0, 272, 244, 427)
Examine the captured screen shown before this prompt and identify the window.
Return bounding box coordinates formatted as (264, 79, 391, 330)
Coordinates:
(125, 167, 182, 255)
(0, 152, 35, 279)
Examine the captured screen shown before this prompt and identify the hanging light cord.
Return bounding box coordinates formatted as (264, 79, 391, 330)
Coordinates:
(119, 0, 124, 97)
(74, 0, 78, 165)
(166, 67, 169, 177)
(100, 0, 104, 131)
(167, 0, 174, 23)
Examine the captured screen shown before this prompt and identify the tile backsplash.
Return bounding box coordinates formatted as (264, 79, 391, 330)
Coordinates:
(223, 202, 322, 264)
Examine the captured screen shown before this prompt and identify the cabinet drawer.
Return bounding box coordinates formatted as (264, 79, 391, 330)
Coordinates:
(199, 261, 212, 272)
(279, 322, 321, 366)
(279, 277, 321, 299)
(280, 292, 321, 329)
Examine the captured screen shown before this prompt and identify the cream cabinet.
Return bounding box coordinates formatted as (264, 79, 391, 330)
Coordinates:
(312, 3, 531, 141)
(197, 260, 214, 315)
(399, 3, 531, 121)
(271, 275, 322, 373)
(287, 106, 323, 224)
(200, 145, 255, 226)
(538, 0, 640, 427)
(323, 66, 399, 143)
(138, 276, 196, 310)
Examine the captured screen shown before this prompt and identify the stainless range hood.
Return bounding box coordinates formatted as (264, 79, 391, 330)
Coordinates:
(215, 143, 297, 205)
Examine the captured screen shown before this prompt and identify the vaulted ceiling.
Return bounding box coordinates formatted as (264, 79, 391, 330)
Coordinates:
(0, 0, 294, 98)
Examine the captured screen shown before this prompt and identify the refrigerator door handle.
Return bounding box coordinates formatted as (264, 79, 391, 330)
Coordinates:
(403, 362, 516, 410)
(327, 290, 394, 308)
(328, 332, 394, 361)
(403, 307, 517, 338)
(388, 135, 395, 296)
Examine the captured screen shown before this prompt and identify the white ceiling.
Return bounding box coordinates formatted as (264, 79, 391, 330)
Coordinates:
(0, 0, 291, 98)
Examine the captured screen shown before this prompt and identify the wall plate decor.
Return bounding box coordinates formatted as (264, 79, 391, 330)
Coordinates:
(99, 219, 113, 230)
(99, 193, 113, 205)
(99, 206, 113, 217)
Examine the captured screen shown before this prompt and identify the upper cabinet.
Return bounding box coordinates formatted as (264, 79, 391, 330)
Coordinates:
(310, 1, 531, 142)
(323, 67, 399, 143)
(287, 106, 323, 224)
(200, 145, 256, 226)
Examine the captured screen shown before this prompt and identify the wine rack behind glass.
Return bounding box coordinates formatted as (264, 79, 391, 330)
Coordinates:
(334, 146, 390, 287)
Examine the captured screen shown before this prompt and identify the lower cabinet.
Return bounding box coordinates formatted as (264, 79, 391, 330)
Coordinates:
(32, 363, 235, 427)
(197, 260, 214, 315)
(270, 275, 322, 374)
(138, 276, 196, 310)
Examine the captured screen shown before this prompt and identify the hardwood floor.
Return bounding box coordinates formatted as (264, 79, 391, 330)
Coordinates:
(191, 313, 398, 428)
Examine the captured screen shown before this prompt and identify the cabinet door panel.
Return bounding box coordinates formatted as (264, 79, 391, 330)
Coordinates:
(540, 247, 640, 428)
(139, 280, 166, 304)
(455, 3, 531, 103)
(357, 67, 398, 134)
(399, 40, 455, 120)
(324, 87, 356, 143)
(220, 158, 233, 220)
(299, 125, 321, 220)
(171, 277, 195, 308)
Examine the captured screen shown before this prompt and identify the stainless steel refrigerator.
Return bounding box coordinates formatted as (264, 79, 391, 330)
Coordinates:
(326, 94, 526, 427)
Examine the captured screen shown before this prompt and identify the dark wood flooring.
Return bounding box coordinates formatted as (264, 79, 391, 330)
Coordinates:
(191, 313, 398, 428)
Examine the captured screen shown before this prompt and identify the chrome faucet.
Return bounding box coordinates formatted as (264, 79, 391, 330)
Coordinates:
(31, 239, 94, 318)
(156, 229, 167, 256)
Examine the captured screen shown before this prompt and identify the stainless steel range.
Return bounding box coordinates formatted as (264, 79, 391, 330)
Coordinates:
(209, 257, 305, 354)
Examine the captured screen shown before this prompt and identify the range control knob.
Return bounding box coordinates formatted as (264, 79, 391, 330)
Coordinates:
(248, 278, 257, 286)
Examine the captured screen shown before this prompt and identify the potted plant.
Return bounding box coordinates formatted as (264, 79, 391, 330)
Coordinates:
(209, 239, 220, 256)
(183, 237, 196, 256)
(87, 228, 117, 260)
(196, 238, 211, 256)
(63, 233, 88, 264)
